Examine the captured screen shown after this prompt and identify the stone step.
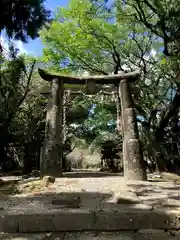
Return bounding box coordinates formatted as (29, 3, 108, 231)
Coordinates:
(1, 209, 180, 233)
(0, 230, 180, 240)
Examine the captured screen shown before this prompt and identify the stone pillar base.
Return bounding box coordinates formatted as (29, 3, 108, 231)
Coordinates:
(124, 139, 147, 181)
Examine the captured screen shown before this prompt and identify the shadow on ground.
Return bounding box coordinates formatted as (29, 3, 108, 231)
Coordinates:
(128, 182, 180, 209)
(62, 171, 124, 178)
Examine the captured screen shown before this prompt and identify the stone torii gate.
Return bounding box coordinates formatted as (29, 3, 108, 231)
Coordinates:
(38, 69, 147, 181)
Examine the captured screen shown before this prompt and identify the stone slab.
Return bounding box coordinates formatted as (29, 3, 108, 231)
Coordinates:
(1, 209, 180, 233)
(18, 211, 95, 232)
(0, 230, 180, 240)
(0, 215, 19, 232)
(93, 211, 180, 230)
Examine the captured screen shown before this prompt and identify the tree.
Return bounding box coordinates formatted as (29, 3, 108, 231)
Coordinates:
(125, 0, 180, 56)
(122, 0, 180, 171)
(40, 0, 160, 74)
(0, 50, 47, 172)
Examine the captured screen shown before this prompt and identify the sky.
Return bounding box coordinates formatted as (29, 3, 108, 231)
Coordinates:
(24, 0, 69, 56)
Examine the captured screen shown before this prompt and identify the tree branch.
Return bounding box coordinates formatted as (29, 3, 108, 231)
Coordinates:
(18, 60, 36, 107)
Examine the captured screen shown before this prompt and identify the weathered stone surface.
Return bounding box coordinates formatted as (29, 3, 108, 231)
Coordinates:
(123, 108, 138, 140)
(63, 230, 180, 240)
(93, 210, 180, 230)
(119, 79, 147, 181)
(119, 79, 133, 109)
(0, 215, 19, 232)
(18, 212, 95, 232)
(43, 176, 55, 187)
(0, 230, 180, 240)
(41, 142, 63, 177)
(125, 139, 147, 181)
(51, 196, 80, 208)
(160, 172, 180, 182)
(41, 78, 64, 177)
(112, 190, 140, 204)
(0, 232, 65, 240)
(1, 209, 180, 232)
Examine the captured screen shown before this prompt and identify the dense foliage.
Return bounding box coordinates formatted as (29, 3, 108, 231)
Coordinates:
(0, 50, 47, 171)
(0, 0, 50, 42)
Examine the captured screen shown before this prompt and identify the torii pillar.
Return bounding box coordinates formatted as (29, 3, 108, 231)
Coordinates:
(39, 69, 147, 180)
(40, 77, 64, 177)
(119, 79, 146, 180)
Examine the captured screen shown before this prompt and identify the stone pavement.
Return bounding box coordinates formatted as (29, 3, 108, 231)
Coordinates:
(0, 231, 180, 240)
(1, 175, 180, 232)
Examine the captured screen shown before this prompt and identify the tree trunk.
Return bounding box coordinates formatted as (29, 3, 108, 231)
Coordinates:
(119, 79, 147, 181)
(151, 87, 180, 171)
(155, 87, 180, 142)
(40, 78, 64, 177)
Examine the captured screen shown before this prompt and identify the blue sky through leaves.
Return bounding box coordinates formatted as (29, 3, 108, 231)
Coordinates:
(24, 0, 69, 56)
(24, 0, 115, 56)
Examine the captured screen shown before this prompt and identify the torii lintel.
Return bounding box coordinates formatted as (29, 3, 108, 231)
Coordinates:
(38, 68, 141, 85)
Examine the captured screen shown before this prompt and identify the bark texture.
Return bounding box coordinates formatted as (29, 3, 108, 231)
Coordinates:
(40, 78, 63, 177)
(119, 79, 147, 181)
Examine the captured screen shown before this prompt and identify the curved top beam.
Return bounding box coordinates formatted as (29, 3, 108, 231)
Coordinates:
(38, 68, 141, 84)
